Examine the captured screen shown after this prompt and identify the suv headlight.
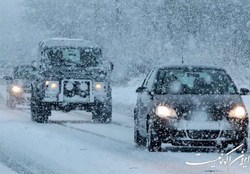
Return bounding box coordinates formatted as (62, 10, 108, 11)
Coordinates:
(229, 105, 247, 119)
(94, 82, 105, 91)
(156, 105, 177, 118)
(11, 85, 23, 93)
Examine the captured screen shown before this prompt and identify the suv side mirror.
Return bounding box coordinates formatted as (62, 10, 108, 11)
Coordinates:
(240, 88, 250, 95)
(136, 86, 147, 93)
(3, 76, 12, 81)
(109, 62, 114, 71)
(32, 60, 38, 70)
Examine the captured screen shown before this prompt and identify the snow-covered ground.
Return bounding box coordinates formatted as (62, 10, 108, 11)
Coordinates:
(0, 163, 17, 174)
(0, 80, 250, 174)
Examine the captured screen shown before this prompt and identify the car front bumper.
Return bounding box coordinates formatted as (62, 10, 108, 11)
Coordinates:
(11, 92, 31, 105)
(153, 116, 248, 146)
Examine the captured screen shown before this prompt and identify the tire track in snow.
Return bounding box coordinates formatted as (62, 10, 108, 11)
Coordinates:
(54, 121, 130, 145)
(0, 149, 33, 174)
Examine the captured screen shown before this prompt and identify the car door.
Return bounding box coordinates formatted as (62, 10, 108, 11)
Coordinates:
(137, 69, 157, 136)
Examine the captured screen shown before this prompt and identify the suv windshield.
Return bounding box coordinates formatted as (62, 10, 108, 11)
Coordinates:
(44, 47, 102, 67)
(13, 66, 35, 79)
(154, 69, 238, 95)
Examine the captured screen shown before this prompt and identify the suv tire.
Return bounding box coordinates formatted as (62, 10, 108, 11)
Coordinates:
(31, 99, 50, 123)
(92, 102, 112, 123)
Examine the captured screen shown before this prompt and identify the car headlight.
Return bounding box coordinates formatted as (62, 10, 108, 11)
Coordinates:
(45, 81, 59, 91)
(94, 82, 105, 91)
(11, 86, 23, 93)
(229, 105, 247, 119)
(156, 105, 177, 118)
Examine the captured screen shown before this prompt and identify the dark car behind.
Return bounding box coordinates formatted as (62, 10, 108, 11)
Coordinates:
(4, 65, 36, 109)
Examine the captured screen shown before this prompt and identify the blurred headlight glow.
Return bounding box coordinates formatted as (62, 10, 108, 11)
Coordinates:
(156, 105, 177, 118)
(95, 83, 103, 91)
(12, 86, 23, 93)
(229, 106, 247, 119)
(45, 81, 59, 91)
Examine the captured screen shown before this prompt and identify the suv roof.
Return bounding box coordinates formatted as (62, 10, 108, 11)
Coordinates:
(39, 38, 100, 49)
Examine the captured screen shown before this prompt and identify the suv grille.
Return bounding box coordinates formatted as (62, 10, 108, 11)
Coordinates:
(63, 80, 90, 98)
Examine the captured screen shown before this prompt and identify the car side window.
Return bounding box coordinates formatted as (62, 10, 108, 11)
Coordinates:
(142, 69, 154, 87)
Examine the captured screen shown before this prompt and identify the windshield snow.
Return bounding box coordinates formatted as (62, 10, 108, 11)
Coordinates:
(45, 47, 101, 67)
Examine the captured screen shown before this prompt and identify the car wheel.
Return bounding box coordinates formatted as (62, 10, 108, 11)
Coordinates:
(92, 102, 112, 123)
(7, 95, 15, 109)
(233, 138, 248, 153)
(134, 111, 146, 147)
(31, 100, 50, 123)
(147, 122, 161, 152)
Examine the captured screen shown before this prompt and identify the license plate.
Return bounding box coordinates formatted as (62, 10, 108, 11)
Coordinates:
(186, 121, 220, 130)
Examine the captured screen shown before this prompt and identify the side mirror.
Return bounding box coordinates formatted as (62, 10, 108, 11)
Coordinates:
(136, 86, 147, 93)
(32, 60, 38, 70)
(109, 62, 114, 71)
(240, 88, 250, 95)
(3, 76, 12, 81)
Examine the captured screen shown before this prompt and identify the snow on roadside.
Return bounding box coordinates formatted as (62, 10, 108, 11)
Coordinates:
(0, 163, 17, 174)
(112, 75, 144, 116)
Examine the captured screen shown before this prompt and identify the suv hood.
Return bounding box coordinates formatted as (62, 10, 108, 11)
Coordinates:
(43, 66, 109, 81)
(154, 94, 244, 121)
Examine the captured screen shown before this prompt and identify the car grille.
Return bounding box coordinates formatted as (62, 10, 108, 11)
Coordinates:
(63, 80, 90, 98)
(187, 130, 220, 139)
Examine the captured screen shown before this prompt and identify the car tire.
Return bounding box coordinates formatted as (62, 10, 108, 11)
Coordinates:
(134, 111, 146, 147)
(92, 102, 112, 123)
(7, 95, 15, 109)
(31, 100, 50, 123)
(147, 122, 161, 152)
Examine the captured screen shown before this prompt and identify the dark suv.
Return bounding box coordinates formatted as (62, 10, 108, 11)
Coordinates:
(134, 66, 249, 152)
(4, 65, 36, 109)
(31, 38, 113, 123)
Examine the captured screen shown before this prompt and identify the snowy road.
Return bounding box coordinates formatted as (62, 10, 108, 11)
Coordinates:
(0, 85, 250, 174)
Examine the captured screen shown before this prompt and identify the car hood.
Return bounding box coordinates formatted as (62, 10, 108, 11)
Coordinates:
(154, 94, 244, 121)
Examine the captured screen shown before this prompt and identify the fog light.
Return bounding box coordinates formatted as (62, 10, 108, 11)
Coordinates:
(79, 83, 88, 91)
(65, 82, 74, 91)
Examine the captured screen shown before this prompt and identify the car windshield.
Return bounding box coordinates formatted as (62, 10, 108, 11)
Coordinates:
(13, 66, 35, 79)
(154, 68, 238, 95)
(45, 47, 102, 67)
